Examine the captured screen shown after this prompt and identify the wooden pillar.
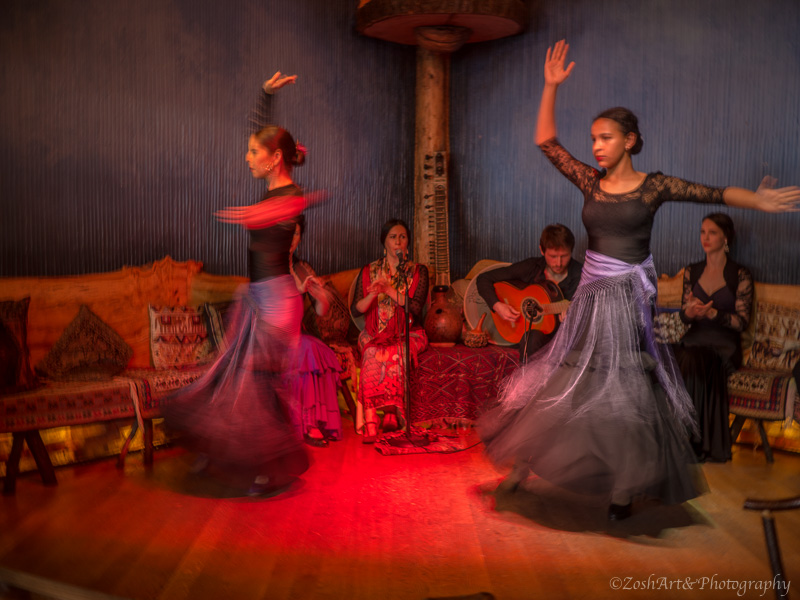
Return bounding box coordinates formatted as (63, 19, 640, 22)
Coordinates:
(413, 26, 469, 284)
(355, 2, 528, 282)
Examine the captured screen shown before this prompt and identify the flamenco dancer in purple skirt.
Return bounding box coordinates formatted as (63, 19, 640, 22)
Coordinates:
(165, 72, 319, 497)
(479, 41, 800, 520)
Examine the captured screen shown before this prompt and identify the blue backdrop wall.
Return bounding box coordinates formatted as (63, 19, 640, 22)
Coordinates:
(2, 0, 799, 284)
(1, 0, 416, 278)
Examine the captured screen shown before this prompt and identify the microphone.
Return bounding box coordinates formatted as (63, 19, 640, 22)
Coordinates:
(395, 250, 406, 265)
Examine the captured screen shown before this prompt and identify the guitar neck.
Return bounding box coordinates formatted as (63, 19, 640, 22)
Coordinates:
(541, 300, 570, 315)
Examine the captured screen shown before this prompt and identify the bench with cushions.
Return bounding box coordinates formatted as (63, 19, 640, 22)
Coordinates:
(1, 256, 363, 494)
(0, 257, 246, 493)
(656, 270, 800, 459)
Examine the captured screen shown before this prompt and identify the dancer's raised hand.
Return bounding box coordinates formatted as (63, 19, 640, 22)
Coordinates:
(544, 40, 575, 86)
(263, 71, 297, 94)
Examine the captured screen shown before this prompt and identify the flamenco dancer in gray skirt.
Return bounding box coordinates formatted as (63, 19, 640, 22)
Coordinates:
(165, 72, 320, 497)
(479, 41, 800, 520)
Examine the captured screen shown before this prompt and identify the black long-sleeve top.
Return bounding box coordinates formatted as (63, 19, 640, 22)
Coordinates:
(540, 138, 726, 265)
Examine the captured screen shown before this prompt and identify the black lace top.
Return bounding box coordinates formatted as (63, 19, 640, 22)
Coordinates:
(246, 87, 303, 282)
(540, 138, 726, 264)
(248, 184, 303, 282)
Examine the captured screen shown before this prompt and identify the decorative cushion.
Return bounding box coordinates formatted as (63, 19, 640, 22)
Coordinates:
(744, 301, 800, 372)
(201, 302, 236, 353)
(656, 269, 685, 310)
(653, 309, 688, 345)
(0, 297, 37, 393)
(36, 305, 133, 381)
(149, 305, 214, 368)
(0, 320, 21, 392)
(728, 368, 793, 420)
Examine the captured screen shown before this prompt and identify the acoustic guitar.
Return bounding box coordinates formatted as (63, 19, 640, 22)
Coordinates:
(491, 280, 570, 343)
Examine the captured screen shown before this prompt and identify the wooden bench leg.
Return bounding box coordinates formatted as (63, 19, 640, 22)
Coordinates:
(2, 431, 57, 495)
(2, 433, 25, 495)
(756, 419, 775, 463)
(730, 414, 746, 442)
(338, 378, 358, 432)
(143, 419, 154, 466)
(25, 431, 57, 486)
(117, 419, 140, 469)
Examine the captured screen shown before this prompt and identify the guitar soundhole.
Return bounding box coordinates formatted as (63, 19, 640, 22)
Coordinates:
(520, 298, 543, 322)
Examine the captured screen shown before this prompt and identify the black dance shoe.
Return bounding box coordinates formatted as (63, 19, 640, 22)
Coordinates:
(247, 478, 293, 498)
(495, 463, 529, 494)
(607, 502, 633, 521)
(188, 453, 210, 474)
(495, 475, 523, 494)
(304, 434, 329, 448)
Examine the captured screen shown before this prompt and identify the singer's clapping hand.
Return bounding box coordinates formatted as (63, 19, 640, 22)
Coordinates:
(368, 277, 390, 296)
(684, 292, 714, 320)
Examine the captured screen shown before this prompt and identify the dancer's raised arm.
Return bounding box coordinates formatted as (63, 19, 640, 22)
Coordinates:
(535, 40, 575, 146)
(250, 70, 297, 133)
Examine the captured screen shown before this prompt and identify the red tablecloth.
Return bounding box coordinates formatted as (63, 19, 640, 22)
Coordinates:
(0, 366, 210, 434)
(411, 344, 519, 424)
(1, 379, 137, 433)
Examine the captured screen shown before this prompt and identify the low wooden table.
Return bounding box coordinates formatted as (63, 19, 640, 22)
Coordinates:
(1, 367, 207, 494)
(410, 344, 518, 425)
(1, 378, 138, 494)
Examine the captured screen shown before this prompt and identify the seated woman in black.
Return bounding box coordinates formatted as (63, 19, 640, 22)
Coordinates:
(674, 212, 753, 462)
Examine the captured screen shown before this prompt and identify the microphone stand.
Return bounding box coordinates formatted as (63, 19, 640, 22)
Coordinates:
(385, 254, 431, 449)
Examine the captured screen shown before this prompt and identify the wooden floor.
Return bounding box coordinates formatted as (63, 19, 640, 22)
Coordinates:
(1, 422, 798, 600)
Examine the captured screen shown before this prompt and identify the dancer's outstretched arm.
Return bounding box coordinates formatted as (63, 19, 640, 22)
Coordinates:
(215, 190, 326, 229)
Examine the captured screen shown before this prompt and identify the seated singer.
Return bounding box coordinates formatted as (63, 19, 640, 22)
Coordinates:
(350, 219, 429, 443)
(476, 223, 582, 362)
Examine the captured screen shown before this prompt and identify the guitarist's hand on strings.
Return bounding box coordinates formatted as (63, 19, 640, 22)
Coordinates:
(493, 301, 521, 324)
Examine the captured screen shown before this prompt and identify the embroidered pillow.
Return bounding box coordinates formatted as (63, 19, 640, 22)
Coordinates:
(149, 305, 214, 368)
(744, 301, 800, 372)
(0, 297, 37, 393)
(302, 281, 351, 343)
(653, 309, 688, 345)
(36, 305, 132, 381)
(201, 302, 236, 354)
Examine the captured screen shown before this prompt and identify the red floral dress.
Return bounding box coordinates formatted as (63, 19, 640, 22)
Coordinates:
(352, 258, 429, 427)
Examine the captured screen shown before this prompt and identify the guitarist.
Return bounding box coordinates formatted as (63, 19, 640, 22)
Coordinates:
(476, 223, 583, 362)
